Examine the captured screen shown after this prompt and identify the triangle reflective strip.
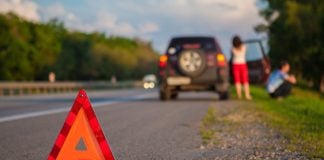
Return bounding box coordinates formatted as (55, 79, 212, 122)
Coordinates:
(48, 89, 115, 160)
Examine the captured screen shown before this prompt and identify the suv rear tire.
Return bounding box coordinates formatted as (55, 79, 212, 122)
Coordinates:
(218, 91, 229, 100)
(171, 92, 178, 100)
(159, 89, 171, 101)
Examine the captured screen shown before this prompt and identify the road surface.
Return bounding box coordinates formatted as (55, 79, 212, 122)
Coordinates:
(0, 89, 222, 159)
(0, 89, 306, 160)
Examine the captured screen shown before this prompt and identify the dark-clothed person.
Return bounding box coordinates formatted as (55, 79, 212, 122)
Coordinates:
(267, 61, 297, 98)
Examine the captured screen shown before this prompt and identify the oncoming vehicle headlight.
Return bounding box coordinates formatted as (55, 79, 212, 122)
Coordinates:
(143, 82, 155, 89)
(150, 82, 155, 88)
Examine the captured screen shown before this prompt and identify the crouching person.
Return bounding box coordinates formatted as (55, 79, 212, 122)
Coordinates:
(267, 61, 297, 99)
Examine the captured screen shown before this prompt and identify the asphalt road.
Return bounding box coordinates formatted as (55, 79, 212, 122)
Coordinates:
(0, 89, 224, 160)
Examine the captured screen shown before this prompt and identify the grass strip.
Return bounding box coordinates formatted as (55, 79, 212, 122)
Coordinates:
(200, 107, 217, 146)
(250, 86, 324, 158)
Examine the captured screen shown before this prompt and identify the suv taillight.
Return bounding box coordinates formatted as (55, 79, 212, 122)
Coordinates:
(159, 55, 168, 68)
(216, 53, 227, 67)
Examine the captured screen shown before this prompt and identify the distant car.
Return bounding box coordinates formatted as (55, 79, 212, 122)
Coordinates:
(158, 36, 230, 101)
(229, 39, 271, 85)
(143, 74, 157, 89)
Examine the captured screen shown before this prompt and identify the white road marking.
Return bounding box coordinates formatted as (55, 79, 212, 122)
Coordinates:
(0, 93, 154, 123)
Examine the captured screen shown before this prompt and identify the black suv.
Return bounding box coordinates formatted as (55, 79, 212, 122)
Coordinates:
(158, 36, 230, 101)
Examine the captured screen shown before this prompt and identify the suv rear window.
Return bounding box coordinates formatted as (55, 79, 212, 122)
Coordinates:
(167, 37, 221, 54)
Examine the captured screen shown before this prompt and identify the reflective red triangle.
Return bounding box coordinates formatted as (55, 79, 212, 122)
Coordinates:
(48, 89, 115, 160)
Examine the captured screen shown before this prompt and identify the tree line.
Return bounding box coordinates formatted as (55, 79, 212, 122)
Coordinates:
(259, 0, 324, 92)
(0, 13, 159, 81)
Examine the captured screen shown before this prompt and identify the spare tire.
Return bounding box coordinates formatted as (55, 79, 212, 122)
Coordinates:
(178, 49, 206, 77)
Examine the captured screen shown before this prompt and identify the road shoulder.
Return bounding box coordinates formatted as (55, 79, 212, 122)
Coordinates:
(200, 100, 308, 160)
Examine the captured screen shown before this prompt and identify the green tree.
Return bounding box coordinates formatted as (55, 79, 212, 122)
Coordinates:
(259, 0, 324, 92)
(0, 13, 159, 81)
(0, 13, 63, 81)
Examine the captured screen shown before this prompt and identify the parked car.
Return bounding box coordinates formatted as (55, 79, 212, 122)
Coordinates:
(229, 39, 271, 84)
(158, 36, 230, 101)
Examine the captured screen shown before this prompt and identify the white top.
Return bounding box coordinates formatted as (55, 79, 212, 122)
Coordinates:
(232, 45, 246, 64)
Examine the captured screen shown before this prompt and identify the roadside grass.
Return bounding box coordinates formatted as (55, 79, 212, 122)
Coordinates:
(249, 86, 324, 158)
(200, 107, 218, 146)
(199, 105, 240, 147)
(200, 86, 323, 157)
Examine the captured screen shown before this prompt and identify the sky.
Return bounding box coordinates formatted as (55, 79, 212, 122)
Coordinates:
(0, 0, 267, 57)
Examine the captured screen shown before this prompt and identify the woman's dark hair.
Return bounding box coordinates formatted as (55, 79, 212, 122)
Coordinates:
(279, 60, 289, 69)
(232, 35, 242, 48)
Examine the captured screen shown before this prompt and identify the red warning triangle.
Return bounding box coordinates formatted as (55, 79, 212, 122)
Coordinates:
(48, 89, 115, 160)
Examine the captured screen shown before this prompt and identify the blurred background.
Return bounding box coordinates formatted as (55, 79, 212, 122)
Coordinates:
(0, 1, 323, 159)
(0, 0, 265, 81)
(0, 0, 322, 92)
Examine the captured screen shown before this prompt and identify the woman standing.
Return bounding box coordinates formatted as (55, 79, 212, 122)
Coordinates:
(231, 35, 252, 100)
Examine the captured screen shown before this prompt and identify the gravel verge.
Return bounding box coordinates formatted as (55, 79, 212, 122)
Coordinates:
(199, 100, 309, 160)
